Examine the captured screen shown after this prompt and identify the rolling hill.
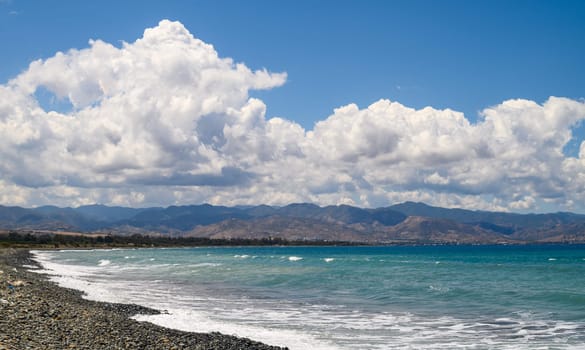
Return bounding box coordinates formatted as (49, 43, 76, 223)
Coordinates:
(1, 202, 584, 244)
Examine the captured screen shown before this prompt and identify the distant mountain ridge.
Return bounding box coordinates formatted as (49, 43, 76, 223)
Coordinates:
(390, 202, 583, 231)
(1, 202, 585, 244)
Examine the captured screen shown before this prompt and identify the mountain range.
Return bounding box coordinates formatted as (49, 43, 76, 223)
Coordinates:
(1, 202, 585, 244)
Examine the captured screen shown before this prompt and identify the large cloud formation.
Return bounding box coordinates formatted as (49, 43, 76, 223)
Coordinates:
(1, 20, 585, 212)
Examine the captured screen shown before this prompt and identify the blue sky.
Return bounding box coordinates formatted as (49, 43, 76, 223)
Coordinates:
(0, 0, 585, 211)
(2, 0, 584, 127)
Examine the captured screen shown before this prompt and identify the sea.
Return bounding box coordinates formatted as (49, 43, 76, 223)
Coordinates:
(31, 245, 585, 349)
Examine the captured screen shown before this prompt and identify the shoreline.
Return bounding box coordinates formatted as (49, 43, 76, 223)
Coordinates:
(0, 248, 287, 350)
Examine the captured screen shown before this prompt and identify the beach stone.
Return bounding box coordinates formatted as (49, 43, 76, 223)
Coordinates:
(0, 249, 288, 350)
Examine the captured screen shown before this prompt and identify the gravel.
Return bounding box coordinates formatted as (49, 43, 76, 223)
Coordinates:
(0, 249, 288, 350)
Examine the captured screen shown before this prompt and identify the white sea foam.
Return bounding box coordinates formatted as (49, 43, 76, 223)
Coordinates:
(428, 285, 449, 293)
(190, 263, 222, 268)
(98, 259, 111, 266)
(29, 249, 585, 350)
(31, 251, 126, 303)
(133, 310, 339, 350)
(30, 251, 338, 350)
(324, 258, 335, 263)
(22, 264, 39, 269)
(57, 249, 97, 252)
(288, 256, 303, 261)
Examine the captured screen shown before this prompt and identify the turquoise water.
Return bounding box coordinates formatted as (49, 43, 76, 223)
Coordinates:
(33, 245, 585, 349)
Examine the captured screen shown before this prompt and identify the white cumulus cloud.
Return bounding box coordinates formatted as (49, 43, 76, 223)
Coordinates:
(1, 20, 585, 212)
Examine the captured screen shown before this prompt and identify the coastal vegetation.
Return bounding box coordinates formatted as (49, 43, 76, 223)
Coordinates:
(0, 230, 356, 249)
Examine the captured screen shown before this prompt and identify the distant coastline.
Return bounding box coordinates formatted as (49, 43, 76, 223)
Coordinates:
(2, 229, 585, 250)
(0, 230, 363, 249)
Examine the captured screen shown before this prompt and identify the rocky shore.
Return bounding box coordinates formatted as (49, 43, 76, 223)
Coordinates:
(0, 249, 287, 350)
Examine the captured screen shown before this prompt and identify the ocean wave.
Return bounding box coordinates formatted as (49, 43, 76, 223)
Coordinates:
(22, 264, 40, 269)
(132, 309, 339, 350)
(29, 247, 585, 350)
(98, 259, 111, 266)
(190, 263, 222, 268)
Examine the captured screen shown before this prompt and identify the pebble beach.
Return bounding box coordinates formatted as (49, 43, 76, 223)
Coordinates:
(0, 249, 287, 350)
